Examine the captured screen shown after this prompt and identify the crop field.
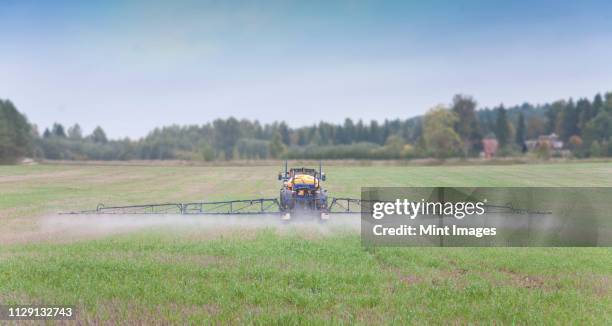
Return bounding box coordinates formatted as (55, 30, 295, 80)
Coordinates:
(0, 162, 611, 324)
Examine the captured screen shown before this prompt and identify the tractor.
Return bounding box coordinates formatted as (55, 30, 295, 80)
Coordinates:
(277, 161, 329, 220)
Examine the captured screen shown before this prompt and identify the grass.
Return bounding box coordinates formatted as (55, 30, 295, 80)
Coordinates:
(0, 162, 611, 324)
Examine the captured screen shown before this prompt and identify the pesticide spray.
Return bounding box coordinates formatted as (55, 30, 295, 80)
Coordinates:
(39, 213, 361, 242)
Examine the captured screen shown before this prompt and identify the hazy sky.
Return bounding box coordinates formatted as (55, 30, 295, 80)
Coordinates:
(2, 0, 612, 139)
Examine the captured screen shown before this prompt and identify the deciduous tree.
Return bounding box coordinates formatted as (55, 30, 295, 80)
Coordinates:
(423, 105, 462, 159)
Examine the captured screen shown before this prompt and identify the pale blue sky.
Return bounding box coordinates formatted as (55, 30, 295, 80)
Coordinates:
(2, 0, 611, 138)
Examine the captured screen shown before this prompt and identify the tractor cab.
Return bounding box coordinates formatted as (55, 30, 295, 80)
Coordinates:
(288, 168, 318, 191)
(278, 161, 329, 220)
(278, 166, 326, 182)
(290, 167, 317, 177)
(279, 167, 326, 191)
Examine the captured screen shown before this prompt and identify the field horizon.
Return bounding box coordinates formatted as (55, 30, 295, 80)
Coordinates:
(25, 156, 612, 167)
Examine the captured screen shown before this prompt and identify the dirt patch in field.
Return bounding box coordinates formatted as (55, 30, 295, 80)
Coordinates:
(399, 274, 424, 286)
(393, 265, 557, 292)
(498, 269, 547, 289)
(0, 291, 36, 304)
(430, 268, 470, 288)
(592, 275, 611, 297)
(78, 299, 221, 324)
(572, 273, 612, 298)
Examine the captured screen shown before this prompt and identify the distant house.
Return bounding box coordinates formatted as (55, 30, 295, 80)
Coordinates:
(526, 133, 564, 151)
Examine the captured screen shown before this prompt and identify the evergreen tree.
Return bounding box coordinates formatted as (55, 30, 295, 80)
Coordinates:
(495, 105, 511, 147)
(52, 123, 66, 138)
(516, 112, 526, 145)
(67, 124, 83, 139)
(451, 94, 481, 155)
(343, 118, 355, 144)
(577, 98, 593, 134)
(559, 99, 579, 141)
(0, 99, 33, 161)
(278, 122, 291, 146)
(593, 93, 604, 114)
(90, 126, 108, 143)
(546, 101, 563, 134)
(605, 92, 612, 110)
(369, 120, 382, 144)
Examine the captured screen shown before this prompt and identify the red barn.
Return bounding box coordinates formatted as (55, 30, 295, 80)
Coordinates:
(482, 138, 498, 159)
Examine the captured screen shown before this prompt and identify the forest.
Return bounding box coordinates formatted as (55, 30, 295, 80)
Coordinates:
(1, 91, 611, 163)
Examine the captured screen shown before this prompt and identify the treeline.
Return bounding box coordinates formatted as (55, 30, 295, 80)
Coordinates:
(1, 90, 611, 163)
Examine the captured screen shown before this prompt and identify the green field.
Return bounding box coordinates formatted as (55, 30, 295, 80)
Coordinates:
(1, 162, 611, 324)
